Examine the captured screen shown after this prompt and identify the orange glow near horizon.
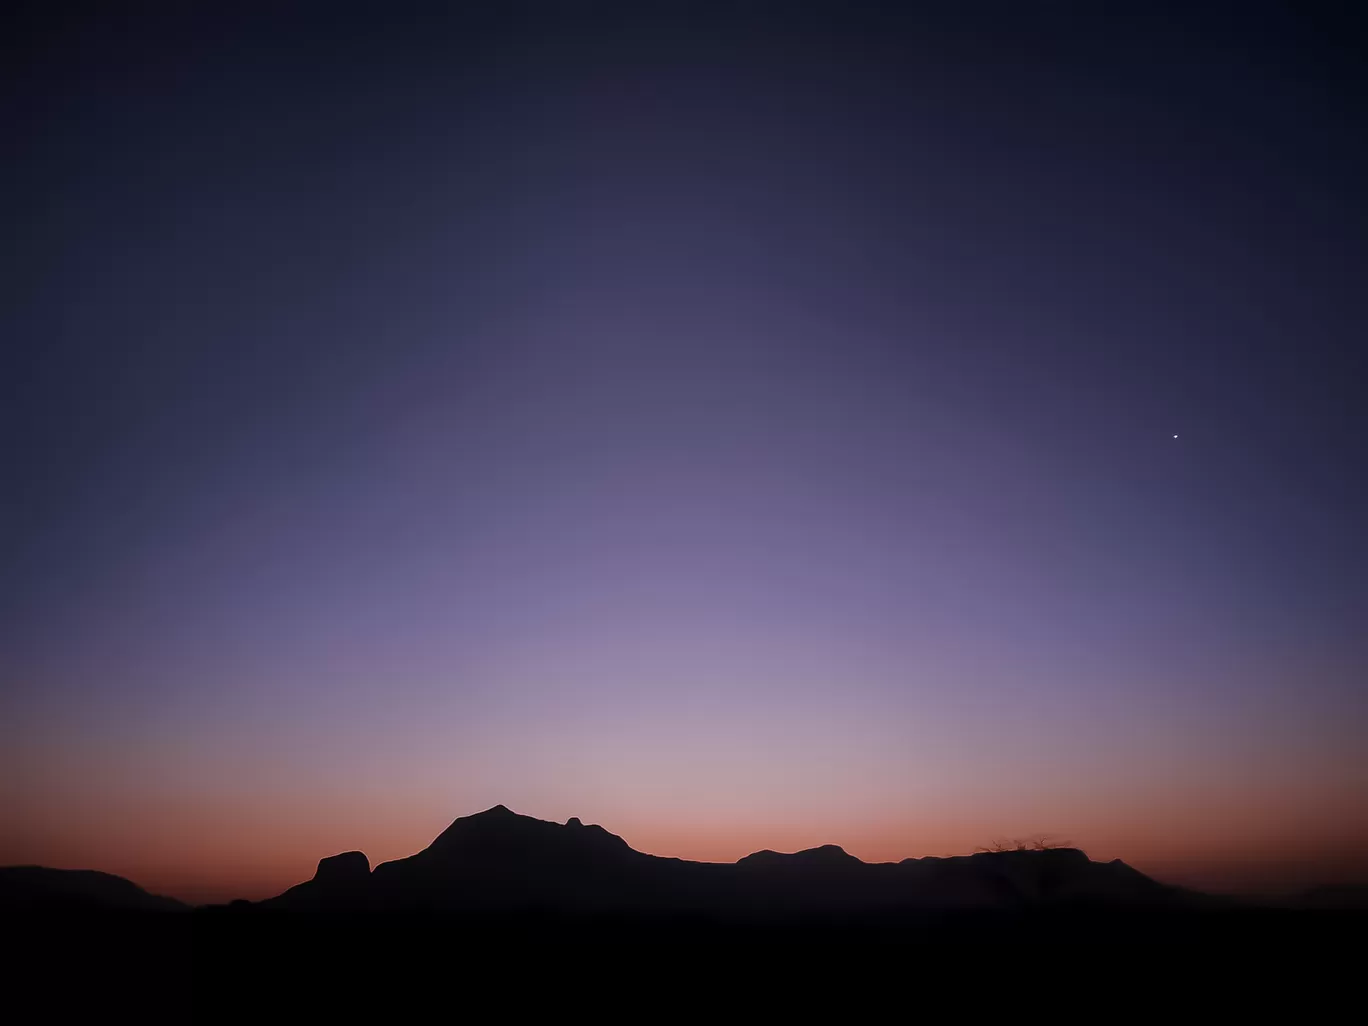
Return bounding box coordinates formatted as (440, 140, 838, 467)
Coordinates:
(5, 780, 1365, 904)
(8, 0, 1368, 935)
(7, 674, 1365, 905)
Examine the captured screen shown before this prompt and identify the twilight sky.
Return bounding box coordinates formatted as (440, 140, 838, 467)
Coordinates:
(3, 3, 1366, 903)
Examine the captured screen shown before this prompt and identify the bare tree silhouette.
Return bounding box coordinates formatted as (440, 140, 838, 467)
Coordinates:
(977, 835, 1071, 853)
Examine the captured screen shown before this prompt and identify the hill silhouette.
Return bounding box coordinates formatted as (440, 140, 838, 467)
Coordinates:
(0, 866, 186, 912)
(0, 805, 1209, 918)
(6, 804, 1364, 1003)
(247, 804, 1195, 918)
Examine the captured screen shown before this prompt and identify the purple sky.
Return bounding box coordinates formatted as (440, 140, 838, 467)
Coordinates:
(3, 4, 1366, 901)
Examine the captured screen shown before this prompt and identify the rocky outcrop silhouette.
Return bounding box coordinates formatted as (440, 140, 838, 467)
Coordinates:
(313, 851, 370, 886)
(259, 851, 373, 910)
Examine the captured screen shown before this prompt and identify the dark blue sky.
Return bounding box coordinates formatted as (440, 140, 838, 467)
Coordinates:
(3, 3, 1365, 900)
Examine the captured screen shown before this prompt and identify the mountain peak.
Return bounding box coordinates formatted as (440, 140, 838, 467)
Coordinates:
(422, 805, 637, 862)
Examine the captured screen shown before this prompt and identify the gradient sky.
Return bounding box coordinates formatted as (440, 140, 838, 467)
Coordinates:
(4, 3, 1366, 904)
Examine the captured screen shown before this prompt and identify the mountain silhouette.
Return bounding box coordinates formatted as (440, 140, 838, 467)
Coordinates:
(6, 808, 1360, 1003)
(0, 866, 186, 912)
(253, 804, 1193, 918)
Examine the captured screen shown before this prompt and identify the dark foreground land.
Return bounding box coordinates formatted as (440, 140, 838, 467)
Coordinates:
(7, 808, 1363, 1005)
(10, 905, 1363, 1009)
